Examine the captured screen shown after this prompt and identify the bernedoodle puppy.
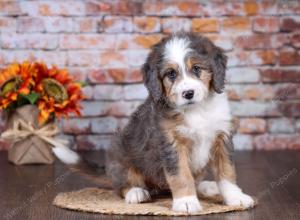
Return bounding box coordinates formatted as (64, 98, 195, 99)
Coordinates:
(54, 32, 254, 214)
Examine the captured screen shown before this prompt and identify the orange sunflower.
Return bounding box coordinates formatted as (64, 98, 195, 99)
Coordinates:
(34, 63, 84, 124)
(0, 62, 36, 109)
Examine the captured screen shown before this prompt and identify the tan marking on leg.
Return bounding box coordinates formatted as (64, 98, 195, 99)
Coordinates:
(210, 132, 236, 182)
(161, 117, 198, 199)
(164, 142, 196, 198)
(121, 166, 146, 198)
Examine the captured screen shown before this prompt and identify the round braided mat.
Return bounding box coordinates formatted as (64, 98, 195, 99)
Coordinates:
(53, 188, 256, 216)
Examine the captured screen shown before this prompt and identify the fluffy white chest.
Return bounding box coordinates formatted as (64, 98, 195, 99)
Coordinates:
(176, 94, 232, 171)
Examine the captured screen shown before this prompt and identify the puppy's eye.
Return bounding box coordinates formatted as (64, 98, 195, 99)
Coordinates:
(166, 69, 177, 81)
(192, 65, 201, 77)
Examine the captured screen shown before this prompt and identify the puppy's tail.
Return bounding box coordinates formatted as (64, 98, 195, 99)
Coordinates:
(52, 146, 112, 188)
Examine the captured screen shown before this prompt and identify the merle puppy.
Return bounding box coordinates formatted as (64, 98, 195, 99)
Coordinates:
(54, 32, 254, 214)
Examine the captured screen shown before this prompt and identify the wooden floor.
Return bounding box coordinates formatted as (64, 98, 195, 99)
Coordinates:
(0, 150, 299, 220)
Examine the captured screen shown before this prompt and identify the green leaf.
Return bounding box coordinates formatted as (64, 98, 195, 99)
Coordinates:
(21, 92, 40, 105)
(76, 81, 87, 87)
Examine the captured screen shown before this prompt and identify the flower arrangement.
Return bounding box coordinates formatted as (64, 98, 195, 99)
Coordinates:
(0, 61, 84, 165)
(0, 61, 84, 124)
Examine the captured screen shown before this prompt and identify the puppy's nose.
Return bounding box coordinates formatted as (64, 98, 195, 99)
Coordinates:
(182, 90, 194, 100)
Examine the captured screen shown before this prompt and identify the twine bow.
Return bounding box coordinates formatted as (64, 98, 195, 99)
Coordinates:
(0, 119, 68, 149)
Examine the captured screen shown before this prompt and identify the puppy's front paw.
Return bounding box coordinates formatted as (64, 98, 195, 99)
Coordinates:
(125, 187, 151, 204)
(224, 192, 254, 208)
(172, 196, 202, 214)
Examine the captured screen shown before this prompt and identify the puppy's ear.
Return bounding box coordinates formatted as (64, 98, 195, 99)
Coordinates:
(211, 47, 227, 94)
(142, 62, 163, 102)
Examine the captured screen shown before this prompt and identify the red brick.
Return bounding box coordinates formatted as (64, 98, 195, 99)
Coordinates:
(254, 50, 277, 65)
(81, 86, 94, 100)
(161, 17, 191, 33)
(222, 17, 251, 33)
(280, 17, 300, 32)
(236, 34, 288, 50)
(0, 50, 67, 66)
(88, 68, 142, 84)
(44, 17, 73, 33)
(254, 134, 300, 150)
(0, 17, 16, 32)
(238, 118, 267, 134)
(99, 51, 127, 68)
(243, 85, 274, 100)
(117, 34, 163, 49)
(253, 17, 279, 33)
(215, 2, 244, 16)
(208, 35, 233, 51)
(21, 1, 85, 16)
(17, 17, 45, 32)
(67, 51, 100, 67)
(80, 101, 141, 117)
(274, 84, 300, 100)
(17, 17, 72, 33)
(227, 50, 277, 67)
(244, 1, 259, 15)
(0, 2, 23, 16)
(73, 18, 98, 33)
(62, 118, 91, 134)
(60, 34, 116, 49)
(143, 1, 204, 16)
(226, 86, 241, 101)
(258, 2, 278, 15)
(268, 118, 295, 134)
(28, 51, 67, 66)
(112, 0, 143, 15)
(124, 84, 148, 100)
(230, 100, 281, 117)
(291, 33, 300, 48)
(278, 1, 300, 15)
(108, 101, 142, 117)
(80, 101, 109, 117)
(87, 1, 142, 16)
(133, 16, 161, 33)
(279, 101, 300, 117)
(227, 68, 260, 83)
(125, 50, 149, 69)
(261, 68, 300, 83)
(68, 67, 88, 82)
(91, 117, 120, 134)
(226, 85, 274, 101)
(101, 16, 133, 33)
(279, 48, 300, 65)
(192, 18, 219, 33)
(1, 33, 58, 49)
(93, 85, 123, 100)
(85, 1, 112, 15)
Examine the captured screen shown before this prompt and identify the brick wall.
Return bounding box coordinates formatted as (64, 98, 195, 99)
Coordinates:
(0, 0, 299, 151)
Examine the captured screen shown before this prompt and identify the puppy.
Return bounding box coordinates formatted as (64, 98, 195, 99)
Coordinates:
(54, 32, 254, 214)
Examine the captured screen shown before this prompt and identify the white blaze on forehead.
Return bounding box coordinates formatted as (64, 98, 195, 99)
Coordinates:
(164, 36, 192, 74)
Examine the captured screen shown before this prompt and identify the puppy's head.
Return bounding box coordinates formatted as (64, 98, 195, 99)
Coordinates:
(142, 33, 227, 108)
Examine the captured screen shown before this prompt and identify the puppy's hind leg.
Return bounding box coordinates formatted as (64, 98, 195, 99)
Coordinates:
(121, 167, 151, 204)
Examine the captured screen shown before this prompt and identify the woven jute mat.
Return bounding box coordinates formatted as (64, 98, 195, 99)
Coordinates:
(53, 188, 256, 216)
